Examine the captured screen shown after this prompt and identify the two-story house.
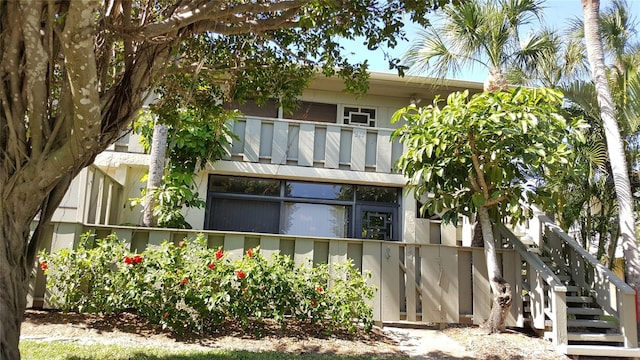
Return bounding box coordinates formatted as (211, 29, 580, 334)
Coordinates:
(34, 71, 640, 357)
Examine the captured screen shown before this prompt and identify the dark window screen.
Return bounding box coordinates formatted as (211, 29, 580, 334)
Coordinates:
(284, 101, 337, 123)
(226, 99, 279, 118)
(208, 198, 279, 233)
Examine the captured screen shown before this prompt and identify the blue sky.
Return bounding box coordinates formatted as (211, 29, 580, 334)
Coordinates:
(348, 0, 639, 82)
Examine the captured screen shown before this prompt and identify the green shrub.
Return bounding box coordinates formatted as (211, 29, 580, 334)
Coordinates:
(40, 233, 374, 334)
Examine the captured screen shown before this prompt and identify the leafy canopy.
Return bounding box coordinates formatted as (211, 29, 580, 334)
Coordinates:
(392, 87, 588, 224)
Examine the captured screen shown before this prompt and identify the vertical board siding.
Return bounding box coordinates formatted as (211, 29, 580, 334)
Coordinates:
(440, 246, 459, 323)
(325, 126, 340, 169)
(339, 129, 352, 166)
(472, 248, 491, 324)
(39, 224, 525, 328)
(294, 238, 314, 266)
(227, 118, 404, 174)
(260, 236, 280, 259)
(351, 128, 366, 171)
(404, 245, 418, 321)
(298, 123, 315, 167)
(259, 122, 274, 158)
(244, 118, 261, 162)
(421, 245, 441, 322)
(381, 243, 400, 321)
(362, 242, 382, 322)
(271, 121, 289, 164)
(314, 127, 327, 163)
(376, 130, 392, 173)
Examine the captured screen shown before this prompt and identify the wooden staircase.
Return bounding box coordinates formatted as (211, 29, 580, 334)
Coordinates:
(499, 217, 640, 358)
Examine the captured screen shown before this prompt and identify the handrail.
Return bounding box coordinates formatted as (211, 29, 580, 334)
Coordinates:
(496, 224, 566, 291)
(241, 115, 398, 132)
(538, 215, 635, 295)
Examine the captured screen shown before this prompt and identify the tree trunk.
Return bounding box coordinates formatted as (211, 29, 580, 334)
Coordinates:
(477, 206, 512, 333)
(143, 122, 169, 227)
(582, 0, 640, 318)
(471, 220, 484, 247)
(0, 225, 29, 360)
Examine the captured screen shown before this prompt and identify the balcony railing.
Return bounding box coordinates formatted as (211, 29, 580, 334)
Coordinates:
(227, 116, 404, 173)
(108, 116, 405, 174)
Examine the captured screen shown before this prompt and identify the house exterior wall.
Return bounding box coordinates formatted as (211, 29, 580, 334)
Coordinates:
(90, 72, 483, 244)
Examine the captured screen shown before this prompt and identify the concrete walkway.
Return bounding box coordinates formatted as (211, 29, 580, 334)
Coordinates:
(383, 327, 476, 360)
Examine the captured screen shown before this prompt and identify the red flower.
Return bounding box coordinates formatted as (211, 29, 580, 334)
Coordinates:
(236, 270, 246, 279)
(215, 248, 224, 260)
(124, 256, 134, 265)
(208, 263, 216, 270)
(178, 277, 189, 285)
(163, 312, 170, 319)
(311, 300, 317, 307)
(39, 261, 48, 271)
(246, 248, 254, 258)
(133, 255, 143, 264)
(316, 286, 323, 293)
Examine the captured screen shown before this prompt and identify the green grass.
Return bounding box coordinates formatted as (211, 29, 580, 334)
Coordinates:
(19, 341, 409, 360)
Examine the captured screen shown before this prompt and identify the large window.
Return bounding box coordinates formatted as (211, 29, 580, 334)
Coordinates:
(205, 175, 400, 240)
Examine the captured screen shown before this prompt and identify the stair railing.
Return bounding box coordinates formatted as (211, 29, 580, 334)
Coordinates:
(536, 214, 638, 348)
(496, 224, 568, 347)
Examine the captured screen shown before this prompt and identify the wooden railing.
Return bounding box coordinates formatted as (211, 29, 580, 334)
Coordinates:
(52, 165, 123, 226)
(500, 212, 638, 349)
(227, 116, 404, 173)
(497, 224, 568, 345)
(34, 224, 521, 326)
(105, 116, 404, 175)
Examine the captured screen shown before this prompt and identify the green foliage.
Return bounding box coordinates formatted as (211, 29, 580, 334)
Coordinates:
(132, 107, 238, 228)
(392, 87, 588, 225)
(40, 233, 375, 334)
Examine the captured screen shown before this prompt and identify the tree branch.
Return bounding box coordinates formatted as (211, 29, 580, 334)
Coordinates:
(22, 1, 48, 160)
(140, 0, 307, 39)
(469, 132, 491, 199)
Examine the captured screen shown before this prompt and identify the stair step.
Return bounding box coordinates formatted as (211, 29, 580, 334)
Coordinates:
(567, 296, 594, 303)
(567, 307, 604, 316)
(567, 319, 618, 329)
(565, 285, 581, 293)
(567, 332, 624, 343)
(560, 344, 640, 357)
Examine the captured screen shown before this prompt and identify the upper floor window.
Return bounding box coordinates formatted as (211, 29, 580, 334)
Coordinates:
(343, 106, 377, 127)
(284, 101, 337, 123)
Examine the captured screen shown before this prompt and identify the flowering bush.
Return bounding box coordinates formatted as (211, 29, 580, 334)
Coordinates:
(40, 233, 375, 334)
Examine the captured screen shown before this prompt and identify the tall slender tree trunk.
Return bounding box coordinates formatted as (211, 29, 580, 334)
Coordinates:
(478, 206, 512, 333)
(582, 0, 640, 319)
(143, 122, 168, 227)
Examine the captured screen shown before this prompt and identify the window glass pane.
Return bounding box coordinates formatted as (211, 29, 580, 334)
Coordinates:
(282, 203, 349, 238)
(209, 175, 280, 196)
(286, 182, 353, 200)
(356, 186, 399, 203)
(208, 198, 280, 234)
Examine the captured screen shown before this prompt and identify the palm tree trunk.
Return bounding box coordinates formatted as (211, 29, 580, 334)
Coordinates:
(582, 0, 640, 317)
(143, 121, 168, 227)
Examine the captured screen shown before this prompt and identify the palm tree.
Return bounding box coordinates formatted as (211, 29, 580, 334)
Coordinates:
(581, 0, 640, 315)
(405, 0, 551, 91)
(403, 0, 553, 332)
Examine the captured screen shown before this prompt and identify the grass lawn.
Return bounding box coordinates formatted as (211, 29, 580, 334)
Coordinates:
(19, 340, 410, 360)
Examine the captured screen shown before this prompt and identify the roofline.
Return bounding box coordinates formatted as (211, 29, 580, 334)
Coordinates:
(367, 71, 484, 91)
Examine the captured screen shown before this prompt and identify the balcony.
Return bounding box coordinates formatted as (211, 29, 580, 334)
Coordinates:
(109, 116, 405, 175)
